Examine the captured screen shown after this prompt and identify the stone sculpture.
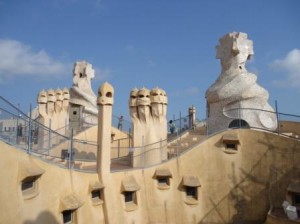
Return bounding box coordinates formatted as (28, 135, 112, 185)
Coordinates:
(46, 89, 56, 119)
(129, 87, 168, 167)
(55, 88, 69, 133)
(37, 88, 70, 149)
(37, 90, 48, 123)
(205, 32, 277, 134)
(37, 88, 69, 131)
(62, 88, 70, 115)
(37, 60, 97, 139)
(69, 61, 98, 126)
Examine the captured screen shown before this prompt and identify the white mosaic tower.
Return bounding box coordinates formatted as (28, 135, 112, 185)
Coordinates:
(205, 32, 277, 134)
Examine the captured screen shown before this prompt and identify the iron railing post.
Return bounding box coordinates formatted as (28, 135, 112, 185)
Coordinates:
(69, 128, 74, 169)
(118, 139, 120, 158)
(27, 104, 32, 153)
(142, 136, 145, 168)
(65, 118, 67, 135)
(48, 119, 51, 156)
(15, 117, 19, 144)
(160, 138, 162, 161)
(176, 139, 179, 156)
(179, 111, 182, 138)
(206, 101, 209, 136)
(129, 128, 131, 147)
(206, 118, 208, 136)
(238, 105, 241, 128)
(275, 100, 280, 134)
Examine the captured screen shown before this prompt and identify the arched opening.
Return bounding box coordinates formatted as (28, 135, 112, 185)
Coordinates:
(228, 119, 250, 129)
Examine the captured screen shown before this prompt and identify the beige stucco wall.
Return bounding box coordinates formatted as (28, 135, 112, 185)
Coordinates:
(0, 143, 105, 224)
(279, 120, 300, 136)
(0, 128, 299, 224)
(45, 125, 130, 160)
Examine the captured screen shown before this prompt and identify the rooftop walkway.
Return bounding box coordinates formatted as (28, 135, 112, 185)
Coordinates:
(110, 125, 208, 171)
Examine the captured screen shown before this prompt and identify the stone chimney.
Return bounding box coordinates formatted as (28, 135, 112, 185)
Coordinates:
(97, 82, 114, 175)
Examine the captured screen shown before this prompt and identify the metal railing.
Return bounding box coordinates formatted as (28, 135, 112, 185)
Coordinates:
(206, 107, 300, 140)
(0, 96, 184, 172)
(3, 95, 299, 173)
(111, 138, 169, 171)
(112, 115, 131, 133)
(167, 114, 194, 141)
(0, 96, 99, 172)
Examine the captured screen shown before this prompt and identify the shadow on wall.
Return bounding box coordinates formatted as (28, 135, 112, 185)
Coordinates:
(227, 132, 288, 223)
(229, 162, 270, 224)
(24, 211, 59, 224)
(74, 148, 96, 160)
(199, 131, 299, 224)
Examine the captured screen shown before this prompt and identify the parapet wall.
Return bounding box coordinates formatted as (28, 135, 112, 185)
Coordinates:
(279, 120, 300, 137)
(0, 129, 299, 223)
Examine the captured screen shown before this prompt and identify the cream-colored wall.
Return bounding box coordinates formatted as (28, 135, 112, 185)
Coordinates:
(111, 127, 131, 158)
(265, 213, 296, 224)
(48, 125, 130, 160)
(0, 143, 104, 224)
(72, 124, 129, 143)
(1, 129, 299, 224)
(279, 120, 300, 136)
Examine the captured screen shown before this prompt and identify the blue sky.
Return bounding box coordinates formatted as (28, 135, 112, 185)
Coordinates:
(0, 0, 299, 121)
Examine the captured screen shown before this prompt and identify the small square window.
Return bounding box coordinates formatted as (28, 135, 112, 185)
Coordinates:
(122, 176, 139, 211)
(124, 191, 134, 203)
(226, 143, 237, 150)
(157, 176, 170, 189)
(182, 176, 200, 205)
(21, 176, 39, 198)
(22, 177, 36, 191)
(158, 177, 169, 185)
(123, 191, 138, 211)
(186, 186, 197, 200)
(182, 176, 200, 204)
(91, 190, 101, 200)
(91, 189, 103, 205)
(62, 210, 73, 224)
(19, 162, 44, 200)
(293, 193, 300, 206)
(155, 169, 172, 189)
(89, 182, 104, 205)
(222, 134, 239, 153)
